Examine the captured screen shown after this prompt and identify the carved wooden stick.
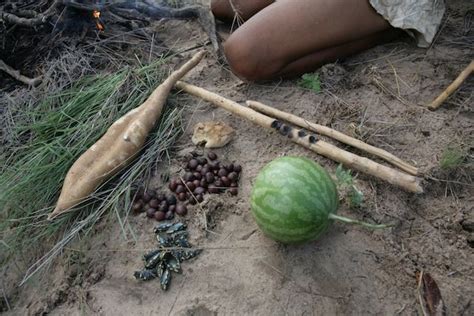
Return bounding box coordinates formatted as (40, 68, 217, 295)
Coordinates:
(246, 100, 418, 176)
(428, 60, 474, 110)
(175, 81, 423, 193)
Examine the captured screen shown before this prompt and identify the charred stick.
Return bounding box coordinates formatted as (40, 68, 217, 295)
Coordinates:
(0, 0, 59, 26)
(175, 81, 423, 193)
(428, 60, 474, 110)
(246, 100, 418, 176)
(0, 59, 42, 86)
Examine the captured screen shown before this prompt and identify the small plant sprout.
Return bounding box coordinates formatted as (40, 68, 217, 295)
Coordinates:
(335, 164, 364, 208)
(298, 72, 322, 93)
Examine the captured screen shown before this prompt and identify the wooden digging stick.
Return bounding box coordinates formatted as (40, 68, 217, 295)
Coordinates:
(428, 60, 474, 110)
(246, 100, 418, 176)
(175, 81, 423, 193)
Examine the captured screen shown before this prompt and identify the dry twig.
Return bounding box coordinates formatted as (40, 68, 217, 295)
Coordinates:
(246, 100, 418, 176)
(0, 59, 42, 86)
(428, 60, 474, 110)
(175, 81, 423, 193)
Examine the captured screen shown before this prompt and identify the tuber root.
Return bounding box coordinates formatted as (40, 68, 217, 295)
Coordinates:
(48, 51, 205, 220)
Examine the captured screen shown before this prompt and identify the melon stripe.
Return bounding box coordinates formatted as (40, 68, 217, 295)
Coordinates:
(250, 157, 339, 244)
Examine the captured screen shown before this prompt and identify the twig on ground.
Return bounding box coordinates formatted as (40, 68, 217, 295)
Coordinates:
(175, 81, 423, 193)
(0, 0, 59, 26)
(0, 59, 42, 86)
(428, 60, 474, 110)
(246, 100, 418, 176)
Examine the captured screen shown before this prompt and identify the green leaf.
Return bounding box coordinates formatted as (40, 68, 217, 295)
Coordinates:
(299, 73, 321, 93)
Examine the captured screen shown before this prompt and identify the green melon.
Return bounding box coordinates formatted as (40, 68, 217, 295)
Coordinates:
(250, 156, 339, 244)
(250, 156, 390, 244)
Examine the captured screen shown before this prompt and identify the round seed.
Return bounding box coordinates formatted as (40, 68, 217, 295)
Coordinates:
(142, 192, 152, 203)
(233, 165, 242, 173)
(193, 172, 202, 180)
(228, 172, 238, 181)
(188, 197, 197, 205)
(165, 210, 174, 220)
(200, 166, 210, 176)
(196, 194, 204, 203)
(168, 205, 176, 213)
(178, 192, 187, 201)
(226, 163, 234, 172)
(149, 199, 160, 208)
(168, 180, 178, 192)
(218, 168, 228, 177)
(230, 182, 238, 187)
(200, 179, 208, 188)
(146, 208, 156, 218)
(183, 172, 194, 182)
(197, 157, 207, 165)
(221, 176, 231, 187)
(194, 187, 206, 195)
(154, 211, 166, 221)
(229, 187, 238, 196)
(176, 185, 185, 194)
(214, 179, 223, 188)
(156, 193, 166, 201)
(186, 181, 196, 192)
(205, 172, 215, 183)
(166, 194, 177, 205)
(175, 204, 188, 216)
(187, 159, 198, 170)
(207, 152, 217, 160)
(196, 165, 203, 172)
(193, 179, 201, 187)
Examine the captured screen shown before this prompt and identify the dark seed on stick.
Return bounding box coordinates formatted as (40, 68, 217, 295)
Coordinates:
(187, 159, 198, 170)
(229, 188, 238, 196)
(186, 181, 196, 192)
(183, 172, 194, 182)
(146, 208, 156, 218)
(176, 185, 185, 194)
(165, 210, 174, 220)
(207, 152, 217, 160)
(218, 168, 228, 177)
(149, 199, 160, 208)
(271, 120, 282, 129)
(175, 204, 187, 216)
(309, 135, 317, 144)
(154, 211, 166, 221)
(221, 176, 231, 187)
(233, 165, 242, 173)
(228, 172, 238, 181)
(205, 172, 215, 183)
(166, 195, 177, 205)
(298, 130, 307, 137)
(194, 187, 206, 195)
(178, 192, 187, 201)
(279, 124, 291, 136)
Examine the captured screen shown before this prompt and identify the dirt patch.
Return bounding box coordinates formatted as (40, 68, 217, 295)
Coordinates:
(2, 1, 473, 315)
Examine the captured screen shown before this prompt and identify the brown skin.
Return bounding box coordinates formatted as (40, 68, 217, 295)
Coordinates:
(211, 0, 396, 81)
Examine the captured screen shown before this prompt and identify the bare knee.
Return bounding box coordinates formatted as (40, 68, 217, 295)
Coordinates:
(211, 0, 233, 21)
(223, 35, 281, 82)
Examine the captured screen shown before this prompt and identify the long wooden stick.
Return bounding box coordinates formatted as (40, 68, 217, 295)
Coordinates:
(428, 60, 474, 110)
(175, 81, 423, 193)
(246, 100, 418, 176)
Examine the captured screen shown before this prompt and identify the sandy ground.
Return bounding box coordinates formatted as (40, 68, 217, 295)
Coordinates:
(2, 1, 473, 315)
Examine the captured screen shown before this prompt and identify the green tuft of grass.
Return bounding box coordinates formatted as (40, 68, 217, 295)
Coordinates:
(0, 57, 186, 283)
(439, 145, 466, 170)
(335, 164, 364, 208)
(298, 73, 322, 93)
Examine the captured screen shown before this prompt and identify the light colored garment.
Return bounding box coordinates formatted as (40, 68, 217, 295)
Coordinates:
(369, 0, 445, 47)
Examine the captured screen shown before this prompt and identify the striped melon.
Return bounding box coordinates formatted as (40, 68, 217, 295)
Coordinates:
(250, 156, 339, 244)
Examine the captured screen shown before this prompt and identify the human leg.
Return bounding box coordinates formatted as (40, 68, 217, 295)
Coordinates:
(222, 0, 393, 81)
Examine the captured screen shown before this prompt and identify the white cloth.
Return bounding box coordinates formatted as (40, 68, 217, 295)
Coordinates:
(369, 0, 445, 47)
